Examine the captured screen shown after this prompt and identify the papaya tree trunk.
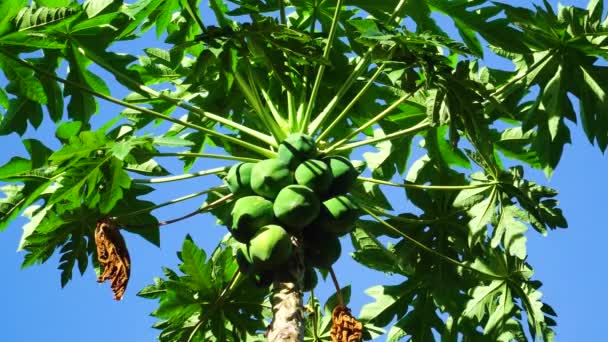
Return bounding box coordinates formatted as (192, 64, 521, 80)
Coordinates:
(267, 241, 305, 342)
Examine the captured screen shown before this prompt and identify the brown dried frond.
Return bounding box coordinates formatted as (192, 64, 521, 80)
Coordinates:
(330, 305, 363, 342)
(95, 218, 131, 300)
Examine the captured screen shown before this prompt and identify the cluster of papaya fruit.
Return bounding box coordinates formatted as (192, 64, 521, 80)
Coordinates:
(224, 133, 360, 289)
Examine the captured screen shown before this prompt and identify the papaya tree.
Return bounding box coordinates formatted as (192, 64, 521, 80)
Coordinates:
(0, 0, 605, 341)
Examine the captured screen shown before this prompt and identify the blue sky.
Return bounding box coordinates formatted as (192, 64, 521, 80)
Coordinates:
(0, 1, 606, 341)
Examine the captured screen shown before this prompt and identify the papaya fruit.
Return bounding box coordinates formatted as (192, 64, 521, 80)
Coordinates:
(278, 133, 316, 169)
(249, 224, 293, 270)
(235, 242, 253, 274)
(318, 195, 359, 235)
(302, 267, 318, 292)
(250, 158, 293, 199)
(273, 185, 321, 231)
(294, 159, 332, 194)
(324, 155, 358, 195)
(226, 162, 255, 197)
(230, 196, 274, 242)
(304, 232, 341, 269)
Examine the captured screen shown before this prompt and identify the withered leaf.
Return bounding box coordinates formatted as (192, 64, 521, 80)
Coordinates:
(95, 218, 131, 300)
(330, 305, 363, 342)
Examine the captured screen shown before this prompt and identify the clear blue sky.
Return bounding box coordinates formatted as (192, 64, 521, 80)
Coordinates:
(0, 1, 606, 341)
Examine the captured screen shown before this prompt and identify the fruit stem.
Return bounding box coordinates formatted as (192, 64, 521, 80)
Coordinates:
(112, 186, 227, 220)
(326, 86, 422, 152)
(154, 152, 261, 163)
(328, 267, 344, 307)
(358, 177, 498, 190)
(308, 52, 374, 135)
(324, 119, 431, 153)
(234, 69, 285, 143)
(314, 62, 386, 141)
(158, 193, 233, 226)
(132, 166, 229, 184)
(300, 0, 344, 133)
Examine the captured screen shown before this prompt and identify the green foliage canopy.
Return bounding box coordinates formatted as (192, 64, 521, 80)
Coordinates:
(0, 0, 606, 341)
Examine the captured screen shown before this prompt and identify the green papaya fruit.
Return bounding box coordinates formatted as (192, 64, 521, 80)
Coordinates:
(318, 195, 359, 235)
(235, 242, 253, 274)
(294, 159, 332, 194)
(304, 232, 341, 269)
(249, 224, 293, 270)
(278, 133, 316, 169)
(273, 185, 321, 232)
(324, 155, 358, 195)
(225, 162, 255, 197)
(302, 267, 318, 292)
(230, 196, 274, 242)
(250, 158, 293, 199)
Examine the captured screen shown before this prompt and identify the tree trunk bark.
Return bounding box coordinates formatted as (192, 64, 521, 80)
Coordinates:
(267, 244, 305, 342)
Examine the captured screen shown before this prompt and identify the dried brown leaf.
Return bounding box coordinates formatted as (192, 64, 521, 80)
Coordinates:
(95, 218, 131, 300)
(330, 305, 363, 342)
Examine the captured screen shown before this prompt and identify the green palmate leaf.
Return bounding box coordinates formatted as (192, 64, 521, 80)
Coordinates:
(491, 1, 608, 171)
(55, 121, 83, 141)
(385, 291, 445, 342)
(83, 0, 121, 18)
(14, 5, 78, 31)
(125, 159, 169, 176)
(491, 205, 528, 260)
(0, 139, 54, 231)
(0, 0, 602, 340)
(429, 0, 530, 55)
(351, 180, 392, 212)
(119, 0, 172, 39)
(47, 130, 157, 215)
(111, 184, 160, 246)
(0, 87, 8, 109)
(359, 282, 417, 328)
(20, 204, 98, 286)
(462, 279, 514, 335)
(35, 0, 74, 6)
(0, 184, 47, 231)
(350, 227, 409, 276)
(460, 249, 556, 340)
(0, 98, 43, 136)
(0, 55, 47, 105)
(465, 187, 498, 245)
(0, 0, 28, 36)
(141, 237, 268, 341)
(64, 43, 110, 124)
(362, 127, 412, 181)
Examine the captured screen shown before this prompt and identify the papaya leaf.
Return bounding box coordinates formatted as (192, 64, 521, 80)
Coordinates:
(140, 237, 268, 341)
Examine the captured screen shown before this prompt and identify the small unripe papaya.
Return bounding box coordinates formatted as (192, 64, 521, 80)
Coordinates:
(294, 159, 332, 194)
(230, 196, 274, 242)
(318, 195, 359, 235)
(324, 155, 358, 195)
(273, 185, 320, 232)
(249, 224, 293, 270)
(250, 159, 293, 199)
(305, 232, 341, 269)
(226, 162, 255, 197)
(278, 133, 316, 169)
